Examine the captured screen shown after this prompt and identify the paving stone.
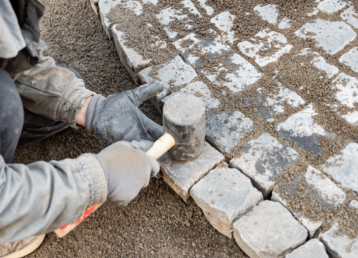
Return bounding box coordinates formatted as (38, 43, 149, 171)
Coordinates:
(339, 47, 358, 73)
(350, 200, 358, 209)
(276, 103, 336, 155)
(317, 0, 347, 14)
(230, 133, 299, 197)
(307, 7, 319, 16)
(98, 0, 143, 39)
(319, 222, 358, 258)
(272, 165, 347, 237)
(173, 30, 231, 67)
(299, 48, 339, 78)
(159, 142, 224, 202)
(205, 111, 254, 154)
(210, 11, 237, 44)
(138, 55, 198, 112)
(156, 0, 201, 39)
(253, 4, 279, 25)
(200, 53, 262, 94)
(286, 239, 329, 258)
(321, 142, 358, 194)
(197, 0, 215, 16)
(238, 29, 293, 67)
(341, 6, 358, 29)
(233, 201, 308, 258)
(295, 19, 357, 55)
(162, 81, 220, 114)
(190, 167, 263, 238)
(278, 17, 292, 29)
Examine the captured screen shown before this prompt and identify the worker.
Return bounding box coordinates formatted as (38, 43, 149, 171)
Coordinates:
(0, 0, 164, 257)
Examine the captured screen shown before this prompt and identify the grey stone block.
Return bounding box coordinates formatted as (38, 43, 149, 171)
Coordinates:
(339, 47, 358, 73)
(205, 111, 254, 154)
(254, 4, 279, 25)
(295, 19, 356, 55)
(286, 239, 329, 258)
(319, 223, 358, 258)
(341, 6, 358, 29)
(321, 142, 358, 194)
(190, 167, 263, 238)
(210, 11, 237, 44)
(278, 17, 292, 29)
(276, 103, 336, 155)
(233, 201, 308, 258)
(230, 133, 299, 197)
(159, 142, 224, 202)
(317, 0, 347, 14)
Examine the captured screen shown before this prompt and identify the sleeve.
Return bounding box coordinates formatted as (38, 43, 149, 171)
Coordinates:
(0, 154, 107, 242)
(14, 41, 96, 127)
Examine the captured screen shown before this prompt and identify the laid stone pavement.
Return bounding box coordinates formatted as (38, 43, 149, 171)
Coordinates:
(92, 0, 358, 256)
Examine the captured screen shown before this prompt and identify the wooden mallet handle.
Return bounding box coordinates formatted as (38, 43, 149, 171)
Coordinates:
(54, 133, 175, 238)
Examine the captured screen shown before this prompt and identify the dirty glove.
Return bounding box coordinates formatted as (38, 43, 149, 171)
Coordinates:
(95, 141, 160, 206)
(86, 82, 164, 143)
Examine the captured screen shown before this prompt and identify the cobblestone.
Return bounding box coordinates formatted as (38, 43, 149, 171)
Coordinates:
(197, 0, 214, 16)
(233, 201, 307, 258)
(286, 239, 329, 258)
(341, 6, 358, 29)
(230, 133, 299, 197)
(210, 11, 237, 44)
(339, 47, 358, 73)
(317, 0, 347, 14)
(190, 167, 263, 238)
(253, 4, 279, 25)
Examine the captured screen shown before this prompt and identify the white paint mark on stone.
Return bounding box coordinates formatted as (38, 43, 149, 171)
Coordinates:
(321, 142, 358, 193)
(197, 0, 214, 16)
(286, 239, 329, 258)
(339, 47, 358, 73)
(317, 0, 347, 14)
(331, 73, 358, 109)
(190, 167, 263, 238)
(238, 29, 293, 67)
(253, 4, 279, 25)
(295, 19, 357, 55)
(210, 11, 237, 44)
(278, 17, 292, 29)
(341, 6, 358, 29)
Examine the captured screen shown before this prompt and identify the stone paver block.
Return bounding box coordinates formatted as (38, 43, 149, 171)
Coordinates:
(190, 167, 263, 238)
(321, 142, 358, 193)
(162, 81, 220, 114)
(156, 0, 201, 39)
(159, 142, 224, 202)
(197, 0, 214, 15)
(98, 0, 142, 39)
(350, 200, 358, 209)
(295, 19, 357, 55)
(319, 223, 358, 258)
(341, 6, 358, 29)
(173, 30, 231, 67)
(339, 47, 358, 73)
(138, 55, 197, 112)
(286, 239, 329, 258)
(254, 4, 279, 25)
(211, 11, 237, 44)
(230, 133, 299, 197)
(278, 17, 292, 29)
(317, 0, 347, 13)
(276, 103, 336, 155)
(233, 201, 308, 258)
(238, 29, 293, 67)
(206, 111, 254, 154)
(200, 53, 262, 94)
(272, 165, 346, 237)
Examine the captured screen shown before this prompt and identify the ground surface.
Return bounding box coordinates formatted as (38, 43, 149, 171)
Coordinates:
(13, 0, 247, 257)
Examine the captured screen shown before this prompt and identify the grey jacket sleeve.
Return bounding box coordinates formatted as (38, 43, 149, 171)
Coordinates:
(0, 154, 107, 242)
(14, 41, 96, 127)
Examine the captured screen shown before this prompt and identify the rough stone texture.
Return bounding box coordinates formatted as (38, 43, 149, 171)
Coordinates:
(321, 142, 358, 193)
(341, 6, 358, 29)
(253, 4, 279, 25)
(159, 142, 224, 202)
(319, 223, 358, 258)
(230, 133, 299, 197)
(238, 29, 293, 67)
(138, 55, 198, 112)
(205, 111, 254, 154)
(339, 47, 358, 73)
(295, 19, 357, 55)
(197, 0, 214, 16)
(233, 201, 308, 258)
(156, 0, 201, 39)
(276, 103, 336, 155)
(210, 11, 237, 44)
(286, 239, 329, 258)
(272, 165, 347, 238)
(190, 167, 263, 238)
(200, 53, 263, 94)
(317, 0, 347, 14)
(173, 30, 231, 67)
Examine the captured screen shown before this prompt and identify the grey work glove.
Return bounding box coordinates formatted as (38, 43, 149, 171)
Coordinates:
(86, 82, 164, 143)
(95, 141, 160, 206)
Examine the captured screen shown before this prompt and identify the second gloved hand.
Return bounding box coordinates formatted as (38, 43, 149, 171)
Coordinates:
(95, 141, 160, 206)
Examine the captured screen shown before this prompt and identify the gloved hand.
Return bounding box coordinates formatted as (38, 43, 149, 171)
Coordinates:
(95, 141, 160, 206)
(86, 82, 164, 143)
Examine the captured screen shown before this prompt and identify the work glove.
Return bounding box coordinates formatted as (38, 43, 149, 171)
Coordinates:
(86, 82, 164, 143)
(95, 140, 160, 206)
